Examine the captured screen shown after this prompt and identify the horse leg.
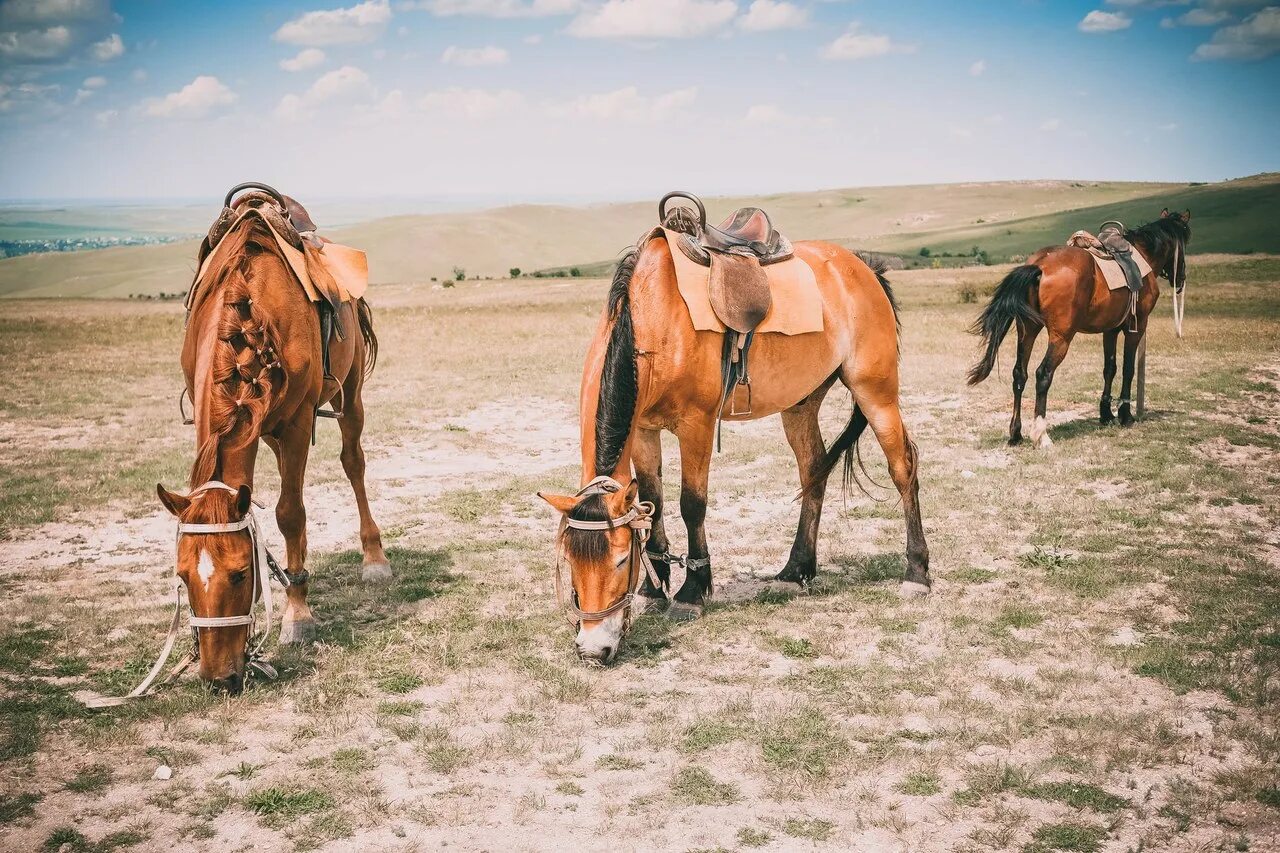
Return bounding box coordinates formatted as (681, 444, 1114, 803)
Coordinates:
(1028, 332, 1074, 449)
(668, 421, 714, 622)
(849, 374, 930, 596)
(273, 417, 317, 644)
(1100, 329, 1119, 425)
(1009, 320, 1041, 445)
(776, 381, 834, 585)
(338, 381, 391, 583)
(1117, 328, 1143, 426)
(633, 427, 671, 610)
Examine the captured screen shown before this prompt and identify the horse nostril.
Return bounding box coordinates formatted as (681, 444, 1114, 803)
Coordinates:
(600, 646, 613, 661)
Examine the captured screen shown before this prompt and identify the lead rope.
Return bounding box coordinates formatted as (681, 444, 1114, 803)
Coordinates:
(1171, 240, 1186, 338)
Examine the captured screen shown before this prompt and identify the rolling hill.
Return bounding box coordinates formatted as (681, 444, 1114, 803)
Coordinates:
(1, 174, 1275, 299)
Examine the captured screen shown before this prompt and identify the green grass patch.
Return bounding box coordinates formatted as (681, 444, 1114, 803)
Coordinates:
(781, 816, 836, 842)
(896, 771, 942, 796)
(737, 827, 772, 847)
(0, 792, 41, 824)
(1023, 821, 1106, 852)
(758, 707, 849, 781)
(670, 766, 739, 806)
(65, 764, 113, 794)
(1021, 781, 1127, 813)
(243, 786, 335, 828)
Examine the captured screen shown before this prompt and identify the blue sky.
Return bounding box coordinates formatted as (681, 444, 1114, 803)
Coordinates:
(1, 0, 1277, 202)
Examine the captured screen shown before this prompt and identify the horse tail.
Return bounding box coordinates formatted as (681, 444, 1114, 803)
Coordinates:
(966, 264, 1042, 385)
(356, 297, 378, 378)
(802, 403, 872, 500)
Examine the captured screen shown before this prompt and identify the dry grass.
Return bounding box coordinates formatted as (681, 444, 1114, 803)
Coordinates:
(0, 256, 1277, 851)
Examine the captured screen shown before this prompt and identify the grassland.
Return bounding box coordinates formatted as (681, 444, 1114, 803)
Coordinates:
(0, 255, 1277, 851)
(3, 174, 1276, 298)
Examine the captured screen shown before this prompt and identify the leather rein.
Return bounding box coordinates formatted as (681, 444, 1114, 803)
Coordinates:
(553, 476, 666, 635)
(78, 481, 292, 708)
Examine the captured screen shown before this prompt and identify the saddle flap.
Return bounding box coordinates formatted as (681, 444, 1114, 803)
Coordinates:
(708, 253, 772, 334)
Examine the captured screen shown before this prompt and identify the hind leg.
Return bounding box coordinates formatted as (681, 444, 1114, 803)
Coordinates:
(668, 420, 714, 622)
(1100, 329, 1119, 425)
(1028, 332, 1074, 449)
(776, 379, 836, 586)
(338, 377, 390, 583)
(633, 427, 671, 610)
(1009, 320, 1040, 445)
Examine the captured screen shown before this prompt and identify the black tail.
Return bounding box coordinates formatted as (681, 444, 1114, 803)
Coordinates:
(802, 403, 873, 500)
(356, 297, 378, 379)
(966, 265, 1042, 385)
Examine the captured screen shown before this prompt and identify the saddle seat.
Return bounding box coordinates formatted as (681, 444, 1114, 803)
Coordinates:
(700, 208, 790, 261)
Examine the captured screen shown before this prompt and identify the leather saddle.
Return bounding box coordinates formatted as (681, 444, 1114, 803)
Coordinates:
(201, 182, 345, 425)
(1067, 221, 1144, 331)
(659, 191, 794, 443)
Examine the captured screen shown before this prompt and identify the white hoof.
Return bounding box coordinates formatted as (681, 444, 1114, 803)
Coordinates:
(279, 619, 316, 645)
(1037, 432, 1054, 449)
(361, 561, 393, 583)
(1029, 416, 1052, 448)
(899, 581, 931, 599)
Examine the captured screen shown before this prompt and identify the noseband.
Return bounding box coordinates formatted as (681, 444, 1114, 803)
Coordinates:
(78, 481, 291, 708)
(553, 476, 665, 635)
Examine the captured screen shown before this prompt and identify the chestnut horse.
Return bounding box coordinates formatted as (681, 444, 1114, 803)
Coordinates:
(539, 230, 930, 664)
(156, 189, 388, 692)
(967, 209, 1190, 447)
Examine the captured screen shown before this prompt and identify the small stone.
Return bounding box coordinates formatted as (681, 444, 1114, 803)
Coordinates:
(153, 765, 172, 780)
(961, 470, 976, 478)
(1106, 626, 1143, 647)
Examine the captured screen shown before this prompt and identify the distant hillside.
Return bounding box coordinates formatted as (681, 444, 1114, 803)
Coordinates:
(1, 175, 1276, 298)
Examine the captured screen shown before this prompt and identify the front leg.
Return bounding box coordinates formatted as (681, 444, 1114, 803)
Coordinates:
(669, 421, 713, 622)
(1100, 329, 1118, 425)
(1116, 327, 1143, 426)
(633, 428, 670, 610)
(270, 419, 317, 644)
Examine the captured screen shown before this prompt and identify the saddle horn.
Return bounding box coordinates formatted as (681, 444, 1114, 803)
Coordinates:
(224, 182, 289, 214)
(659, 191, 707, 231)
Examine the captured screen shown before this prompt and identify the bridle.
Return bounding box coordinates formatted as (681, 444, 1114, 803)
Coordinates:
(552, 476, 665, 636)
(78, 481, 292, 708)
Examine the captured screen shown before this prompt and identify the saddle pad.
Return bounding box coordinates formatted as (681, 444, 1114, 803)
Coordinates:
(190, 208, 367, 308)
(659, 228, 823, 335)
(1088, 247, 1152, 292)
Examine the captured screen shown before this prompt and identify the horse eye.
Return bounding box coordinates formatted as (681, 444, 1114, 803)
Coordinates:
(229, 570, 249, 586)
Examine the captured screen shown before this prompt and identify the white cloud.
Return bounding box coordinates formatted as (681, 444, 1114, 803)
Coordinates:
(1163, 8, 1230, 28)
(822, 23, 910, 60)
(419, 87, 524, 119)
(143, 75, 237, 119)
(276, 65, 375, 120)
(95, 108, 117, 125)
(274, 0, 390, 46)
(1193, 7, 1280, 60)
(969, 59, 985, 76)
(738, 0, 807, 32)
(90, 31, 122, 60)
(568, 0, 737, 39)
(441, 44, 509, 65)
(280, 48, 327, 71)
(0, 25, 73, 61)
(0, 1, 112, 26)
(1040, 117, 1061, 132)
(554, 85, 697, 121)
(82, 74, 107, 88)
(1079, 10, 1132, 33)
(405, 0, 579, 18)
(72, 87, 93, 104)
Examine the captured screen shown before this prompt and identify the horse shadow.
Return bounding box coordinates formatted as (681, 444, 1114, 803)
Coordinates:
(1039, 407, 1178, 444)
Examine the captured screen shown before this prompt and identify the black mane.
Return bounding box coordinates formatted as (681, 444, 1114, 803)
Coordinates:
(563, 493, 613, 562)
(594, 247, 639, 477)
(1126, 214, 1191, 259)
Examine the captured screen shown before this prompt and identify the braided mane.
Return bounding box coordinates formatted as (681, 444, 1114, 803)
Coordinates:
(189, 222, 289, 487)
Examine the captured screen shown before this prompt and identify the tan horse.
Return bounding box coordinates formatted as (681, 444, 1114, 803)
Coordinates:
(967, 209, 1190, 447)
(539, 229, 930, 664)
(156, 188, 388, 692)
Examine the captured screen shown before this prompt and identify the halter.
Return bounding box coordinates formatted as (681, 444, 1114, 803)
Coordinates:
(552, 476, 665, 636)
(77, 481, 290, 708)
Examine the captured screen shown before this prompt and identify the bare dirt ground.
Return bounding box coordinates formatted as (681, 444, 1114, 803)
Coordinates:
(1, 258, 1278, 853)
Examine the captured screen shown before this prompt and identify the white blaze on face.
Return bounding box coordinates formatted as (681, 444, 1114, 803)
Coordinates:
(575, 611, 624, 664)
(196, 548, 216, 592)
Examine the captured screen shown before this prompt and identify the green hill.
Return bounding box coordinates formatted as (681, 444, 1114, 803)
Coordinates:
(1, 174, 1275, 299)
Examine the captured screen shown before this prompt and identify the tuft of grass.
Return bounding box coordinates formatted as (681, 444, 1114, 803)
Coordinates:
(595, 754, 643, 771)
(680, 718, 744, 753)
(771, 635, 818, 659)
(1257, 787, 1280, 808)
(65, 764, 113, 794)
(896, 771, 942, 796)
(758, 707, 849, 781)
(331, 747, 374, 774)
(670, 766, 740, 806)
(40, 827, 148, 853)
(737, 827, 772, 847)
(1021, 781, 1127, 813)
(951, 566, 998, 584)
(555, 780, 584, 796)
(0, 792, 41, 824)
(243, 786, 335, 828)
(376, 670, 424, 694)
(1023, 821, 1106, 852)
(782, 816, 835, 842)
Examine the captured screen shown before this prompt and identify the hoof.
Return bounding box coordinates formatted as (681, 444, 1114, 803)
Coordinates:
(899, 581, 931, 599)
(666, 602, 704, 623)
(635, 593, 669, 616)
(1036, 432, 1053, 449)
(773, 565, 814, 587)
(361, 561, 393, 583)
(1008, 435, 1023, 446)
(279, 618, 317, 645)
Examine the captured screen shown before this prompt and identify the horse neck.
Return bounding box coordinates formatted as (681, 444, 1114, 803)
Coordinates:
(577, 373, 636, 488)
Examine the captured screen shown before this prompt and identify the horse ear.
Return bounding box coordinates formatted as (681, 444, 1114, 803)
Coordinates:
(235, 485, 252, 517)
(538, 491, 578, 515)
(1160, 208, 1169, 218)
(1182, 209, 1191, 221)
(157, 484, 190, 517)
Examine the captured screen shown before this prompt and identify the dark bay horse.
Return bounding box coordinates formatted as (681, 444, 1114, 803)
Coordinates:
(539, 231, 930, 664)
(968, 209, 1190, 447)
(155, 189, 388, 691)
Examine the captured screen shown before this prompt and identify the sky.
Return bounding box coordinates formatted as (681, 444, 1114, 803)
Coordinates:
(0, 0, 1277, 203)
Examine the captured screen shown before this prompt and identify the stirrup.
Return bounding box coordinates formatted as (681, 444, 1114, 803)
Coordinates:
(316, 376, 344, 419)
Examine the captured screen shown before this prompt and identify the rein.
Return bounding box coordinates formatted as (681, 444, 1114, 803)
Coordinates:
(77, 481, 290, 708)
(553, 476, 665, 635)
(1169, 238, 1186, 338)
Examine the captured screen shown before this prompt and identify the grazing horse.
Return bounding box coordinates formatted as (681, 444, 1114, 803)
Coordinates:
(967, 209, 1190, 447)
(538, 225, 930, 664)
(156, 188, 388, 692)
